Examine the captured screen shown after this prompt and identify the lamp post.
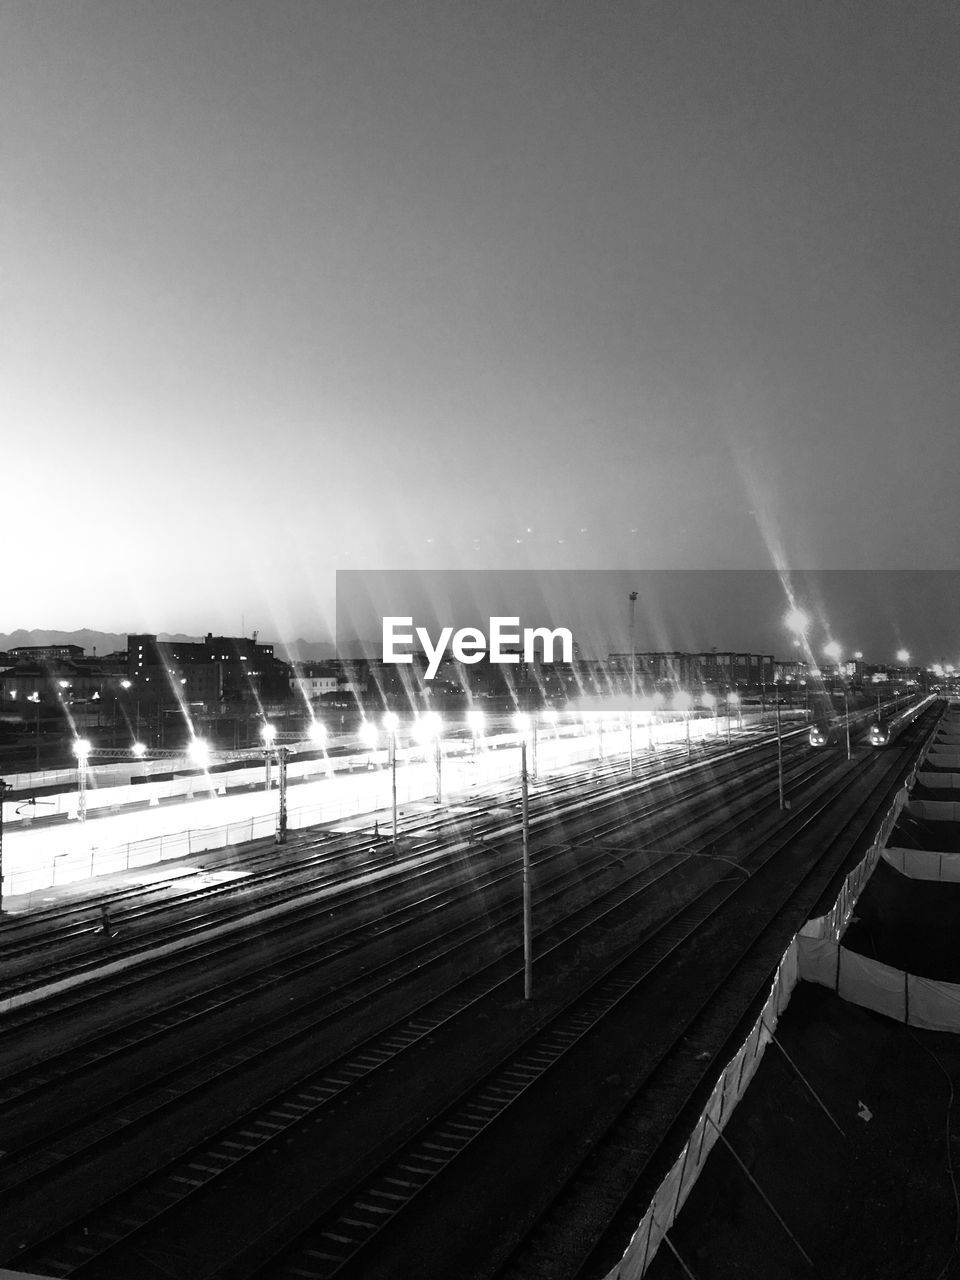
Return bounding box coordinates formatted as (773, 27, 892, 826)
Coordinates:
(359, 719, 379, 768)
(729, 690, 741, 732)
(0, 777, 8, 916)
(276, 746, 288, 844)
(775, 696, 785, 810)
(629, 589, 638, 777)
(515, 713, 534, 1000)
(675, 692, 692, 759)
(650, 692, 663, 750)
(73, 738, 91, 822)
(383, 711, 400, 854)
(702, 691, 716, 738)
(27, 692, 41, 770)
(117, 679, 132, 748)
(417, 712, 443, 804)
(843, 686, 851, 760)
(467, 708, 485, 757)
(261, 723, 276, 790)
(514, 710, 538, 780)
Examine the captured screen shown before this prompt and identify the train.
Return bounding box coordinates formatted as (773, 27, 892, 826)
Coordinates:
(868, 720, 890, 747)
(808, 721, 842, 748)
(810, 717, 891, 749)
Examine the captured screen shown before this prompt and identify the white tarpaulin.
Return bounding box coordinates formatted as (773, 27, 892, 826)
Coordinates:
(882, 847, 960, 882)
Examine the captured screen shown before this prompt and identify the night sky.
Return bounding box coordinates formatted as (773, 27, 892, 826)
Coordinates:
(3, 3, 958, 659)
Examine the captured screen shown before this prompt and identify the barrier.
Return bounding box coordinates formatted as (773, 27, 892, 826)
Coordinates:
(882, 847, 960, 882)
(604, 944, 800, 1279)
(797, 935, 960, 1033)
(907, 799, 960, 823)
(602, 704, 938, 1278)
(916, 771, 960, 789)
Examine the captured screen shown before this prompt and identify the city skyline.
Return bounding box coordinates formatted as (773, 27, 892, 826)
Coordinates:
(3, 4, 959, 640)
(3, 564, 959, 668)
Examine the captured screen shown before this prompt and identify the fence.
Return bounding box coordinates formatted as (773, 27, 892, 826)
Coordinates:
(601, 703, 937, 1278)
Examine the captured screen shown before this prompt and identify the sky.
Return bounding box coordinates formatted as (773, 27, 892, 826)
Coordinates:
(2, 2, 959, 658)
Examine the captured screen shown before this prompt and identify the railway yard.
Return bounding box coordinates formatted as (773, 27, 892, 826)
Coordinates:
(0, 700, 944, 1280)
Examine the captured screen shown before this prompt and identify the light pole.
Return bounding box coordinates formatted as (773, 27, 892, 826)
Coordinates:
(843, 686, 851, 760)
(73, 738, 91, 822)
(383, 712, 400, 853)
(514, 711, 538, 780)
(729, 690, 741, 732)
(261, 723, 276, 790)
(27, 692, 41, 770)
(702, 691, 717, 738)
(117, 679, 132, 748)
(649, 692, 663, 750)
(775, 693, 785, 809)
(675, 692, 692, 759)
(467, 708, 485, 758)
(359, 719, 379, 768)
(0, 777, 8, 915)
(629, 590, 638, 777)
(417, 712, 443, 804)
(515, 713, 534, 1000)
(276, 746, 288, 844)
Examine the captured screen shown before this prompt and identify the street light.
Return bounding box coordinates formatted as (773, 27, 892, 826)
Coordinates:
(514, 713, 534, 1000)
(629, 590, 638, 777)
(0, 776, 9, 915)
(383, 711, 400, 853)
(514, 710, 537, 779)
(467, 708, 485, 755)
(27, 692, 41, 770)
(73, 738, 92, 822)
(675, 691, 692, 759)
(702, 691, 717, 738)
(772, 687, 788, 808)
(359, 719, 379, 766)
(276, 745, 289, 844)
(261, 723, 276, 791)
(415, 712, 443, 803)
(187, 737, 210, 768)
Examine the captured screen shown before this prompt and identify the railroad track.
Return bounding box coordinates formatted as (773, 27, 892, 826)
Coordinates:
(0, 730, 813, 1016)
(0, 706, 931, 1274)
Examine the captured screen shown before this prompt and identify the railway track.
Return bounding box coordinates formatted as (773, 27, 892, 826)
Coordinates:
(0, 705, 937, 1276)
(0, 729, 813, 1014)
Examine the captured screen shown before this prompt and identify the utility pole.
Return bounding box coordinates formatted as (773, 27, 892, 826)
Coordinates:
(521, 738, 532, 1000)
(629, 590, 638, 777)
(0, 778, 8, 915)
(276, 747, 288, 844)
